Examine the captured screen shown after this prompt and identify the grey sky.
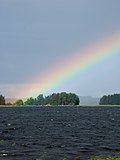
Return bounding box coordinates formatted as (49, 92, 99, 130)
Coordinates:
(0, 0, 120, 98)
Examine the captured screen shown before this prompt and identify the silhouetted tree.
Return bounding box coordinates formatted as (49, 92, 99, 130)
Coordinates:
(0, 94, 5, 105)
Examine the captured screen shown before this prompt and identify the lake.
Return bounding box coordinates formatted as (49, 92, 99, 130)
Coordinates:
(0, 106, 120, 160)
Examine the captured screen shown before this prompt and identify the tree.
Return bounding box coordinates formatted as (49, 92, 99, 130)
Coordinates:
(24, 97, 35, 105)
(35, 94, 44, 105)
(14, 99, 24, 106)
(0, 94, 5, 105)
(68, 93, 80, 105)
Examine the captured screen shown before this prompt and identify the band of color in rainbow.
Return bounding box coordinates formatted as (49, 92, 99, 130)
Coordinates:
(17, 33, 120, 98)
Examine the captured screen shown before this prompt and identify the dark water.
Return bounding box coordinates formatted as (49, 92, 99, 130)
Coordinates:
(0, 106, 120, 160)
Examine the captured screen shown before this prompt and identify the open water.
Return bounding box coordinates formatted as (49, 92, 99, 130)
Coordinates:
(0, 106, 120, 160)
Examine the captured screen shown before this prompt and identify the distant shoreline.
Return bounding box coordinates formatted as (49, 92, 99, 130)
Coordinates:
(0, 105, 120, 107)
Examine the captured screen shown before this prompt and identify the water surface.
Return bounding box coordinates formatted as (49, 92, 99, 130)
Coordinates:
(0, 106, 120, 160)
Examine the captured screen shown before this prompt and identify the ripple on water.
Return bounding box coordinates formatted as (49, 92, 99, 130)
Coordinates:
(0, 106, 120, 160)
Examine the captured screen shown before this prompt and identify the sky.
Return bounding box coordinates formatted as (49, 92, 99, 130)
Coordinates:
(0, 0, 120, 98)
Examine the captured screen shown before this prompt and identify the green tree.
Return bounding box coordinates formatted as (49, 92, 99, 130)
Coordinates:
(14, 99, 24, 106)
(35, 94, 44, 105)
(68, 93, 80, 105)
(24, 97, 35, 105)
(44, 95, 51, 105)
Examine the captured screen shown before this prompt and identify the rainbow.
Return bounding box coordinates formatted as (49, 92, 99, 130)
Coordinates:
(17, 33, 120, 98)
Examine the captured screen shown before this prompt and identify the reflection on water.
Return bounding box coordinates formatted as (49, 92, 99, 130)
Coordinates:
(0, 106, 120, 160)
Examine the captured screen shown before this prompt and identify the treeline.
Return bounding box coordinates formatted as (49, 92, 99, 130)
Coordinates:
(0, 92, 80, 106)
(99, 94, 120, 105)
(24, 92, 80, 106)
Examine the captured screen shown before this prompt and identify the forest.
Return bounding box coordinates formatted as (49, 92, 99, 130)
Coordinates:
(99, 94, 120, 105)
(0, 92, 80, 106)
(24, 92, 80, 106)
